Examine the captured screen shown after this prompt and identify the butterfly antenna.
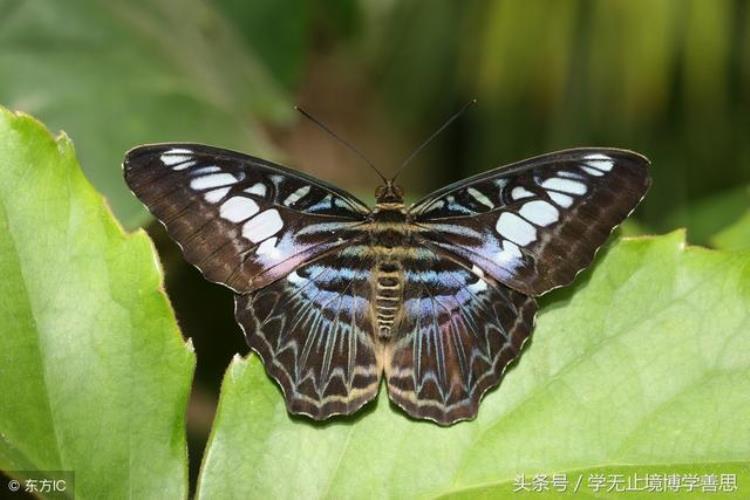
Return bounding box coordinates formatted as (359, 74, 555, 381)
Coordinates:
(391, 99, 477, 182)
(294, 106, 388, 184)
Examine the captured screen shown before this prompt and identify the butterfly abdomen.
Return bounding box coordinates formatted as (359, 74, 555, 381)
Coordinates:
(373, 260, 404, 339)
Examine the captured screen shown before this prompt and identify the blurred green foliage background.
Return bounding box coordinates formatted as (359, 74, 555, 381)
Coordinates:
(2, 0, 748, 488)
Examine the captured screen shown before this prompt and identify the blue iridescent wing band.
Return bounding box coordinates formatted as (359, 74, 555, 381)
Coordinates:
(124, 144, 369, 293)
(410, 148, 650, 295)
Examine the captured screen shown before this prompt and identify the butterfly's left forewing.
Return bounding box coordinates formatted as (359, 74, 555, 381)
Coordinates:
(410, 148, 650, 295)
(124, 144, 370, 293)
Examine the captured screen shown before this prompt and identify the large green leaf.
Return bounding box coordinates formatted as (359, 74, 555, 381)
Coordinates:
(0, 108, 194, 497)
(0, 0, 292, 228)
(197, 231, 750, 498)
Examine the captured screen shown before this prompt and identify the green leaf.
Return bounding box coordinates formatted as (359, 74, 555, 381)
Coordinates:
(711, 211, 750, 251)
(0, 107, 195, 497)
(197, 231, 750, 498)
(0, 0, 291, 228)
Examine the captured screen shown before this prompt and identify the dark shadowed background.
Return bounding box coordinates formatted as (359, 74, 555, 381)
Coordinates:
(2, 0, 748, 489)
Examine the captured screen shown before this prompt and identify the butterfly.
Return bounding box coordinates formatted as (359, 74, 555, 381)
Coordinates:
(124, 134, 650, 425)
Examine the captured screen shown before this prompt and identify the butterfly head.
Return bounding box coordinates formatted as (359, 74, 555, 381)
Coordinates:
(375, 181, 404, 204)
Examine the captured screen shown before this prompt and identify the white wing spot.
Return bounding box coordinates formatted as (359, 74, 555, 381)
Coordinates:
(204, 187, 231, 204)
(548, 191, 574, 208)
(423, 199, 445, 213)
(245, 183, 267, 197)
(468, 277, 487, 293)
(505, 240, 522, 258)
(287, 270, 308, 285)
(558, 170, 584, 180)
(283, 185, 311, 206)
(160, 148, 193, 169)
(220, 197, 259, 223)
(242, 209, 283, 243)
(541, 177, 587, 195)
(467, 187, 494, 209)
(471, 264, 484, 278)
(587, 160, 614, 171)
(496, 240, 522, 266)
(581, 166, 605, 177)
(583, 153, 615, 172)
(190, 173, 237, 191)
(511, 187, 535, 200)
(496, 212, 537, 245)
(256, 236, 280, 258)
(173, 161, 196, 171)
(519, 200, 559, 227)
(192, 166, 220, 176)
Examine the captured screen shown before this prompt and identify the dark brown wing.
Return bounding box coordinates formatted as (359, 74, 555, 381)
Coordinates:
(124, 143, 369, 293)
(410, 148, 650, 295)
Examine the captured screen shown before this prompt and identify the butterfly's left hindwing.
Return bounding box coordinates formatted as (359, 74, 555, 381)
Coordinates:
(124, 144, 369, 293)
(410, 148, 650, 295)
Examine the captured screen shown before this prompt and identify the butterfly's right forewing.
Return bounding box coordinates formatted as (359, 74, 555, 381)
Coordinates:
(124, 144, 370, 293)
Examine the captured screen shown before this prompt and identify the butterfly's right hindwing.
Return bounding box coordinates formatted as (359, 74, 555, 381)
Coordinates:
(235, 246, 383, 419)
(124, 144, 370, 293)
